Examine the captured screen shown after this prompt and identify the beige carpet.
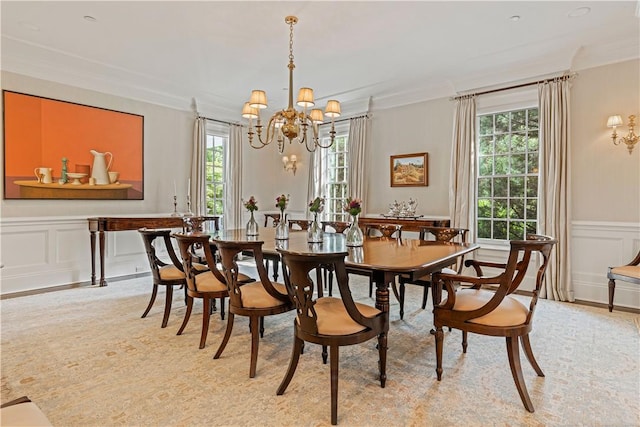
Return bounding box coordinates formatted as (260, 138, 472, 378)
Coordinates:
(1, 270, 639, 426)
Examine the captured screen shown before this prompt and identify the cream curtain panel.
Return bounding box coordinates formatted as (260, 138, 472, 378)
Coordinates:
(191, 117, 207, 215)
(347, 116, 370, 215)
(449, 96, 477, 239)
(538, 78, 573, 302)
(224, 124, 243, 229)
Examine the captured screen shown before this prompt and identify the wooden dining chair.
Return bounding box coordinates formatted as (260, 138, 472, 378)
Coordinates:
(321, 220, 350, 234)
(396, 226, 469, 319)
(264, 213, 281, 227)
(173, 233, 253, 349)
(182, 216, 220, 264)
(276, 249, 387, 425)
(432, 234, 556, 412)
(213, 239, 295, 378)
(288, 219, 312, 230)
(138, 228, 208, 328)
(607, 248, 640, 312)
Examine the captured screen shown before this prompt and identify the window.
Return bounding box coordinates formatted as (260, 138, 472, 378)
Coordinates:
(205, 128, 227, 216)
(319, 128, 349, 221)
(476, 108, 539, 242)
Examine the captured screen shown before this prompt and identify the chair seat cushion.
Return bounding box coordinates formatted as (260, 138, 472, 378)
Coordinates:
(611, 265, 640, 280)
(307, 297, 381, 336)
(159, 265, 185, 280)
(1, 402, 53, 426)
(447, 289, 528, 327)
(240, 282, 289, 308)
(194, 272, 227, 293)
(193, 263, 209, 271)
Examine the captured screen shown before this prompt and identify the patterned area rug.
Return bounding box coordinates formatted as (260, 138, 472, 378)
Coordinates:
(1, 272, 639, 426)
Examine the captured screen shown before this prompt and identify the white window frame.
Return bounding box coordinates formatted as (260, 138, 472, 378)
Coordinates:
(318, 122, 349, 221)
(475, 90, 539, 246)
(205, 122, 229, 217)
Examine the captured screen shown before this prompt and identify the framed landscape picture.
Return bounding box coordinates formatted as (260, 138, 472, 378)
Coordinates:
(390, 152, 428, 187)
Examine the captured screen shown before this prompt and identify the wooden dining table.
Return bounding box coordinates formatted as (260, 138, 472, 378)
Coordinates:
(207, 227, 479, 385)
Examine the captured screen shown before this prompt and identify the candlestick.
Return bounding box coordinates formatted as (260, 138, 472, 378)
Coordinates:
(173, 180, 177, 197)
(171, 195, 180, 216)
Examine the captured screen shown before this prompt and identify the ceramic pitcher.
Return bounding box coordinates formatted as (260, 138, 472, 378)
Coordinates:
(90, 150, 113, 185)
(34, 167, 53, 184)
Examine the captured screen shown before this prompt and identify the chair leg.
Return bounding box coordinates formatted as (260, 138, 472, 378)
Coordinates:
(520, 334, 544, 377)
(277, 334, 304, 395)
(435, 326, 444, 380)
(421, 285, 430, 310)
(219, 297, 226, 321)
(368, 277, 373, 298)
(214, 312, 234, 359)
(199, 298, 211, 349)
(608, 278, 616, 312)
(322, 345, 328, 364)
(259, 316, 265, 338)
(398, 282, 406, 320)
(161, 285, 173, 328)
(249, 316, 260, 378)
(141, 284, 158, 318)
(330, 345, 339, 425)
(377, 332, 387, 388)
(506, 336, 535, 412)
(462, 331, 468, 353)
(328, 269, 334, 297)
(177, 296, 194, 335)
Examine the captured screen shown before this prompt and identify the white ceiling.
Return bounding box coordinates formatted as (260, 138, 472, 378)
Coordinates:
(2, 1, 639, 121)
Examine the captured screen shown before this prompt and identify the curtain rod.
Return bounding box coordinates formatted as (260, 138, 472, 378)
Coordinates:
(197, 115, 238, 126)
(320, 113, 371, 126)
(450, 73, 577, 101)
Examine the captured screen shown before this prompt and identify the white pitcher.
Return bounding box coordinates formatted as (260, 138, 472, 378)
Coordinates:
(90, 150, 113, 185)
(34, 167, 53, 184)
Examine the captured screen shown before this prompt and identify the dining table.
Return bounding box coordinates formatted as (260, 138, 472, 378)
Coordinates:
(207, 227, 479, 386)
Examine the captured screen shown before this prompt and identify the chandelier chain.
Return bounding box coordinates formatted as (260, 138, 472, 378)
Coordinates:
(288, 20, 294, 62)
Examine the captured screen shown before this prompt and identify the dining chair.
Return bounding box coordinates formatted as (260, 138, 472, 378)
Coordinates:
(607, 248, 640, 312)
(321, 220, 350, 233)
(173, 233, 253, 349)
(432, 234, 556, 412)
(213, 239, 295, 378)
(264, 213, 281, 227)
(276, 249, 387, 425)
(182, 216, 220, 264)
(138, 228, 208, 328)
(288, 219, 312, 230)
(396, 226, 469, 319)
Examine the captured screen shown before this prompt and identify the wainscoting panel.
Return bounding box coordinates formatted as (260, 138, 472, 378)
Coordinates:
(1, 217, 639, 310)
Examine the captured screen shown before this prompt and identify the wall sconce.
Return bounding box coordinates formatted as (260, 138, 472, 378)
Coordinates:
(607, 114, 638, 154)
(282, 154, 297, 175)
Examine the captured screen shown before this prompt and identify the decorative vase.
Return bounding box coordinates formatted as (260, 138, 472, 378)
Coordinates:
(345, 214, 363, 247)
(246, 211, 259, 236)
(307, 213, 323, 243)
(275, 210, 289, 240)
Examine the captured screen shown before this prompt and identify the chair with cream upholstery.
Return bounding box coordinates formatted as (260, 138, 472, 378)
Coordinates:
(138, 228, 208, 328)
(276, 249, 387, 425)
(607, 249, 640, 312)
(213, 239, 295, 378)
(288, 219, 312, 230)
(1, 396, 52, 426)
(396, 226, 469, 319)
(432, 234, 556, 412)
(173, 233, 253, 349)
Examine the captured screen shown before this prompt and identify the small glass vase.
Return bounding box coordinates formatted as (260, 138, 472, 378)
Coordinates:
(346, 214, 363, 247)
(307, 213, 323, 243)
(275, 210, 289, 240)
(246, 210, 259, 236)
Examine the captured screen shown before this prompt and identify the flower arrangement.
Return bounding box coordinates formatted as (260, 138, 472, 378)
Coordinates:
(243, 196, 258, 212)
(308, 197, 325, 214)
(275, 194, 289, 212)
(344, 197, 362, 217)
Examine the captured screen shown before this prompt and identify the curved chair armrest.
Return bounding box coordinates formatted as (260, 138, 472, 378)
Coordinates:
(334, 262, 384, 330)
(433, 271, 503, 309)
(465, 259, 508, 276)
(627, 249, 640, 266)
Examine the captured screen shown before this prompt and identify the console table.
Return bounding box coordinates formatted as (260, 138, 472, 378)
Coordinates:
(88, 216, 189, 287)
(358, 216, 450, 232)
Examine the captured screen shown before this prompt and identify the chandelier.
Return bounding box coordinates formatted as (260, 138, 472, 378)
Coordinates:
(241, 16, 341, 153)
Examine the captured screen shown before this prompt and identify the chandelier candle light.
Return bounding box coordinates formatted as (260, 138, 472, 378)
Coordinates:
(242, 16, 341, 153)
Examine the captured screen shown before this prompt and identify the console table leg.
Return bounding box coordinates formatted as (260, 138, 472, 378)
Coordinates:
(99, 230, 107, 286)
(90, 230, 96, 286)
